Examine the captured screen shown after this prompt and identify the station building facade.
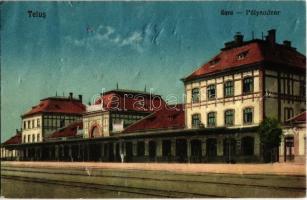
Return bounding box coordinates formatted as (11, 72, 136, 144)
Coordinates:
(1, 29, 306, 163)
(20, 93, 85, 144)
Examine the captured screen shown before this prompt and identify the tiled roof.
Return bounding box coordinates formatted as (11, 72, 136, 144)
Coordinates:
(184, 40, 306, 82)
(49, 120, 83, 138)
(95, 89, 166, 112)
(3, 132, 22, 145)
(22, 97, 85, 118)
(286, 111, 306, 124)
(123, 104, 185, 133)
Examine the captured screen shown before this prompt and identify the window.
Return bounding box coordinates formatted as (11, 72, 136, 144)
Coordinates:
(243, 77, 253, 94)
(243, 108, 253, 124)
(207, 84, 216, 100)
(32, 120, 35, 128)
(284, 107, 294, 122)
(23, 135, 26, 143)
(225, 110, 234, 126)
(37, 119, 40, 127)
(224, 81, 234, 97)
(192, 88, 200, 103)
(24, 121, 26, 129)
(32, 134, 35, 142)
(207, 112, 216, 127)
(192, 114, 201, 128)
(237, 51, 249, 60)
(28, 135, 31, 143)
(28, 121, 31, 129)
(300, 81, 305, 97)
(59, 119, 65, 128)
(37, 134, 40, 142)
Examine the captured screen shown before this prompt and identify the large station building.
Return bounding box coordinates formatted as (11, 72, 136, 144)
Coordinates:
(1, 29, 306, 163)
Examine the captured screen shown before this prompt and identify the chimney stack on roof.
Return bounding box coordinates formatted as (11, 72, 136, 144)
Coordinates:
(234, 32, 244, 45)
(69, 92, 73, 99)
(283, 40, 291, 48)
(266, 29, 276, 44)
(78, 95, 83, 102)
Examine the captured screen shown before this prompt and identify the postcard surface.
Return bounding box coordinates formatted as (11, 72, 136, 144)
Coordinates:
(1, 1, 306, 198)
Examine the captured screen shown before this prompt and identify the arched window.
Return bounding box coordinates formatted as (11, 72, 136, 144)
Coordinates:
(241, 136, 254, 156)
(243, 77, 253, 94)
(192, 88, 200, 103)
(243, 107, 253, 124)
(207, 112, 216, 127)
(192, 114, 201, 128)
(225, 110, 234, 126)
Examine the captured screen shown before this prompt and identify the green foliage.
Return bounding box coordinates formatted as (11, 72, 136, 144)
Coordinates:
(258, 117, 282, 149)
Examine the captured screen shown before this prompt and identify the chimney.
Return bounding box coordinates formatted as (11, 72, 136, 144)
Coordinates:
(78, 94, 83, 102)
(234, 32, 244, 45)
(69, 92, 73, 99)
(266, 29, 276, 44)
(283, 40, 291, 48)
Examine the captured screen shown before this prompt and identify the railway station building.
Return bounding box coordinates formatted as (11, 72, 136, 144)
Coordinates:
(1, 29, 306, 163)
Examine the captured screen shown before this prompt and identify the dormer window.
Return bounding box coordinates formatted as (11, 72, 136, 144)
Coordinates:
(237, 51, 249, 60)
(209, 58, 220, 66)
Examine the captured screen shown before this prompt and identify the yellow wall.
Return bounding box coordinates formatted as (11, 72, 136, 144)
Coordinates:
(21, 115, 43, 143)
(185, 69, 262, 128)
(83, 111, 110, 138)
(264, 70, 305, 123)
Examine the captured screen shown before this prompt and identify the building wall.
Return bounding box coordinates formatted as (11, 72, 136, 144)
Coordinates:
(42, 114, 81, 137)
(279, 125, 306, 163)
(21, 115, 43, 143)
(22, 114, 82, 143)
(264, 70, 305, 123)
(185, 69, 262, 128)
(83, 111, 110, 138)
(0, 147, 18, 160)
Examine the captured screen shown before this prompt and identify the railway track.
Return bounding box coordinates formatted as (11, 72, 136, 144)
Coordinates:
(1, 166, 306, 198)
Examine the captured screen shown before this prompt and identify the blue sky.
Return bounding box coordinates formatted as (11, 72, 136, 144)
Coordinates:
(1, 1, 306, 141)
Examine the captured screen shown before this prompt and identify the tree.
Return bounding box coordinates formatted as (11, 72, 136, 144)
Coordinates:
(258, 117, 283, 163)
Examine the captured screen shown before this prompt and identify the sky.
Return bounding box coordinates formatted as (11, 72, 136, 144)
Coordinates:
(1, 1, 306, 141)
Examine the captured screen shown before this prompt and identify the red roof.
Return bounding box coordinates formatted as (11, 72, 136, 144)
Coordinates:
(95, 89, 166, 112)
(184, 40, 306, 82)
(3, 132, 21, 145)
(22, 97, 85, 118)
(49, 121, 83, 138)
(286, 112, 306, 124)
(123, 104, 185, 133)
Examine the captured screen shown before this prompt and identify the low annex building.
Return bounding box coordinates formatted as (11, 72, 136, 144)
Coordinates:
(0, 129, 21, 160)
(280, 111, 306, 163)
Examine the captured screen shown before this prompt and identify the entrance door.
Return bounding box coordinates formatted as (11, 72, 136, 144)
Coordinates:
(148, 141, 156, 161)
(176, 139, 187, 163)
(284, 136, 294, 162)
(223, 138, 236, 163)
(125, 142, 133, 162)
